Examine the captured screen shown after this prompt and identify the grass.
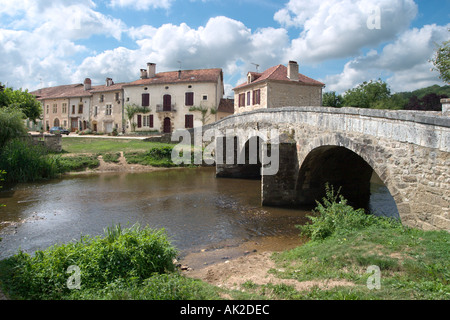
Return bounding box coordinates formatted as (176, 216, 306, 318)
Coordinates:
(62, 137, 173, 154)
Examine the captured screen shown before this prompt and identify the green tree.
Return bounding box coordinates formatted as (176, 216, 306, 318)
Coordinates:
(343, 79, 391, 108)
(0, 86, 42, 122)
(125, 103, 151, 132)
(431, 38, 450, 84)
(0, 107, 28, 148)
(322, 91, 344, 108)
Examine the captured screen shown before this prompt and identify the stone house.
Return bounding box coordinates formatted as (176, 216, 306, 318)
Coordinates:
(233, 61, 325, 114)
(89, 78, 126, 134)
(123, 63, 225, 133)
(34, 84, 92, 132)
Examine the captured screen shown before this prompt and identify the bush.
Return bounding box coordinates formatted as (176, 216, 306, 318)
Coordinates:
(298, 184, 401, 241)
(0, 139, 59, 182)
(125, 146, 176, 167)
(1, 224, 178, 300)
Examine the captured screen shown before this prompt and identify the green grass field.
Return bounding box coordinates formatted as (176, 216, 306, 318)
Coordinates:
(62, 137, 173, 155)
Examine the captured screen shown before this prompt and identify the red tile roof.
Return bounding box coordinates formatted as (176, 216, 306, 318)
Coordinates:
(125, 68, 223, 86)
(31, 84, 89, 100)
(234, 64, 324, 90)
(218, 98, 234, 114)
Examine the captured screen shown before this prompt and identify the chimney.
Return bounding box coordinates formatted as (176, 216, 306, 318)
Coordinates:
(147, 63, 156, 78)
(178, 70, 182, 80)
(140, 69, 148, 79)
(106, 77, 114, 87)
(84, 78, 91, 90)
(287, 61, 299, 81)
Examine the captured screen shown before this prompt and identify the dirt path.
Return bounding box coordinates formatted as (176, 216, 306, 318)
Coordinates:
(181, 239, 355, 294)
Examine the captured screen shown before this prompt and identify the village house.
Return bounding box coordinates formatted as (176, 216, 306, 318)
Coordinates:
(123, 63, 225, 134)
(233, 61, 325, 113)
(88, 78, 126, 134)
(33, 84, 92, 132)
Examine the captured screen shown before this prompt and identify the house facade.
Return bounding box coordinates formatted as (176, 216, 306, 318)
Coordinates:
(233, 61, 325, 114)
(34, 84, 91, 132)
(89, 78, 125, 134)
(32, 63, 228, 134)
(123, 63, 225, 133)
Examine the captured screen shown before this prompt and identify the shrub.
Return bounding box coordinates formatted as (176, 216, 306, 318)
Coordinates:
(298, 184, 401, 241)
(1, 224, 177, 300)
(0, 139, 59, 182)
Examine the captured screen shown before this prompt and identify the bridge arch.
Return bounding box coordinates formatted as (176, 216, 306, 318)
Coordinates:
(295, 133, 402, 220)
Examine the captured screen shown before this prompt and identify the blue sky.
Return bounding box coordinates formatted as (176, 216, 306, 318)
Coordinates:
(0, 0, 448, 96)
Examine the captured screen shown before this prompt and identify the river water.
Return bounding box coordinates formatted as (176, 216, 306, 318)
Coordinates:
(0, 167, 398, 267)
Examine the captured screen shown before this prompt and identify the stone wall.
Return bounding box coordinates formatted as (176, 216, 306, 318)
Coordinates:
(28, 133, 62, 153)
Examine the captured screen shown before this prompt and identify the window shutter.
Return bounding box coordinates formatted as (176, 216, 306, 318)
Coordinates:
(137, 115, 142, 128)
(239, 93, 245, 107)
(142, 93, 150, 107)
(185, 92, 194, 106)
(185, 115, 194, 128)
(150, 115, 154, 128)
(247, 91, 251, 106)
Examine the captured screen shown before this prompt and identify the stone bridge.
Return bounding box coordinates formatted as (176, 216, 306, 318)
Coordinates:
(189, 106, 450, 231)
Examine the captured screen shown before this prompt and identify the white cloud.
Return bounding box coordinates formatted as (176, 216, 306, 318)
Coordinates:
(75, 16, 289, 88)
(275, 0, 418, 63)
(322, 24, 449, 93)
(109, 0, 173, 10)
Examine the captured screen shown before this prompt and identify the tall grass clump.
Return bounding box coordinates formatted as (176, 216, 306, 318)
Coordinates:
(0, 224, 177, 300)
(298, 184, 402, 241)
(125, 145, 194, 167)
(0, 139, 60, 182)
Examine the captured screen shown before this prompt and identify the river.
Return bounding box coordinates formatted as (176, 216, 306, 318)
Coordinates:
(0, 167, 398, 268)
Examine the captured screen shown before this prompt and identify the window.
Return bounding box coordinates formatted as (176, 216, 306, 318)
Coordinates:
(63, 120, 67, 128)
(99, 95, 104, 103)
(253, 89, 261, 105)
(106, 104, 112, 115)
(247, 91, 251, 106)
(62, 103, 67, 114)
(202, 94, 208, 101)
(94, 106, 98, 116)
(143, 115, 154, 128)
(239, 93, 245, 107)
(115, 92, 120, 101)
(53, 104, 57, 113)
(142, 93, 150, 107)
(46, 105, 49, 114)
(185, 92, 194, 106)
(78, 104, 83, 114)
(185, 114, 194, 129)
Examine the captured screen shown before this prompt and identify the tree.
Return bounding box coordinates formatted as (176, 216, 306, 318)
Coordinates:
(0, 85, 42, 122)
(404, 93, 448, 111)
(188, 106, 217, 125)
(431, 38, 450, 84)
(125, 103, 151, 132)
(0, 107, 28, 148)
(322, 91, 344, 108)
(343, 79, 391, 108)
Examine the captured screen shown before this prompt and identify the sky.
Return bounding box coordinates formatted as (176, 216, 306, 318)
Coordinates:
(0, 0, 448, 97)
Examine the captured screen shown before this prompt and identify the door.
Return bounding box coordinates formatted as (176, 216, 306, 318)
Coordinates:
(163, 94, 171, 112)
(163, 117, 171, 133)
(71, 118, 78, 132)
